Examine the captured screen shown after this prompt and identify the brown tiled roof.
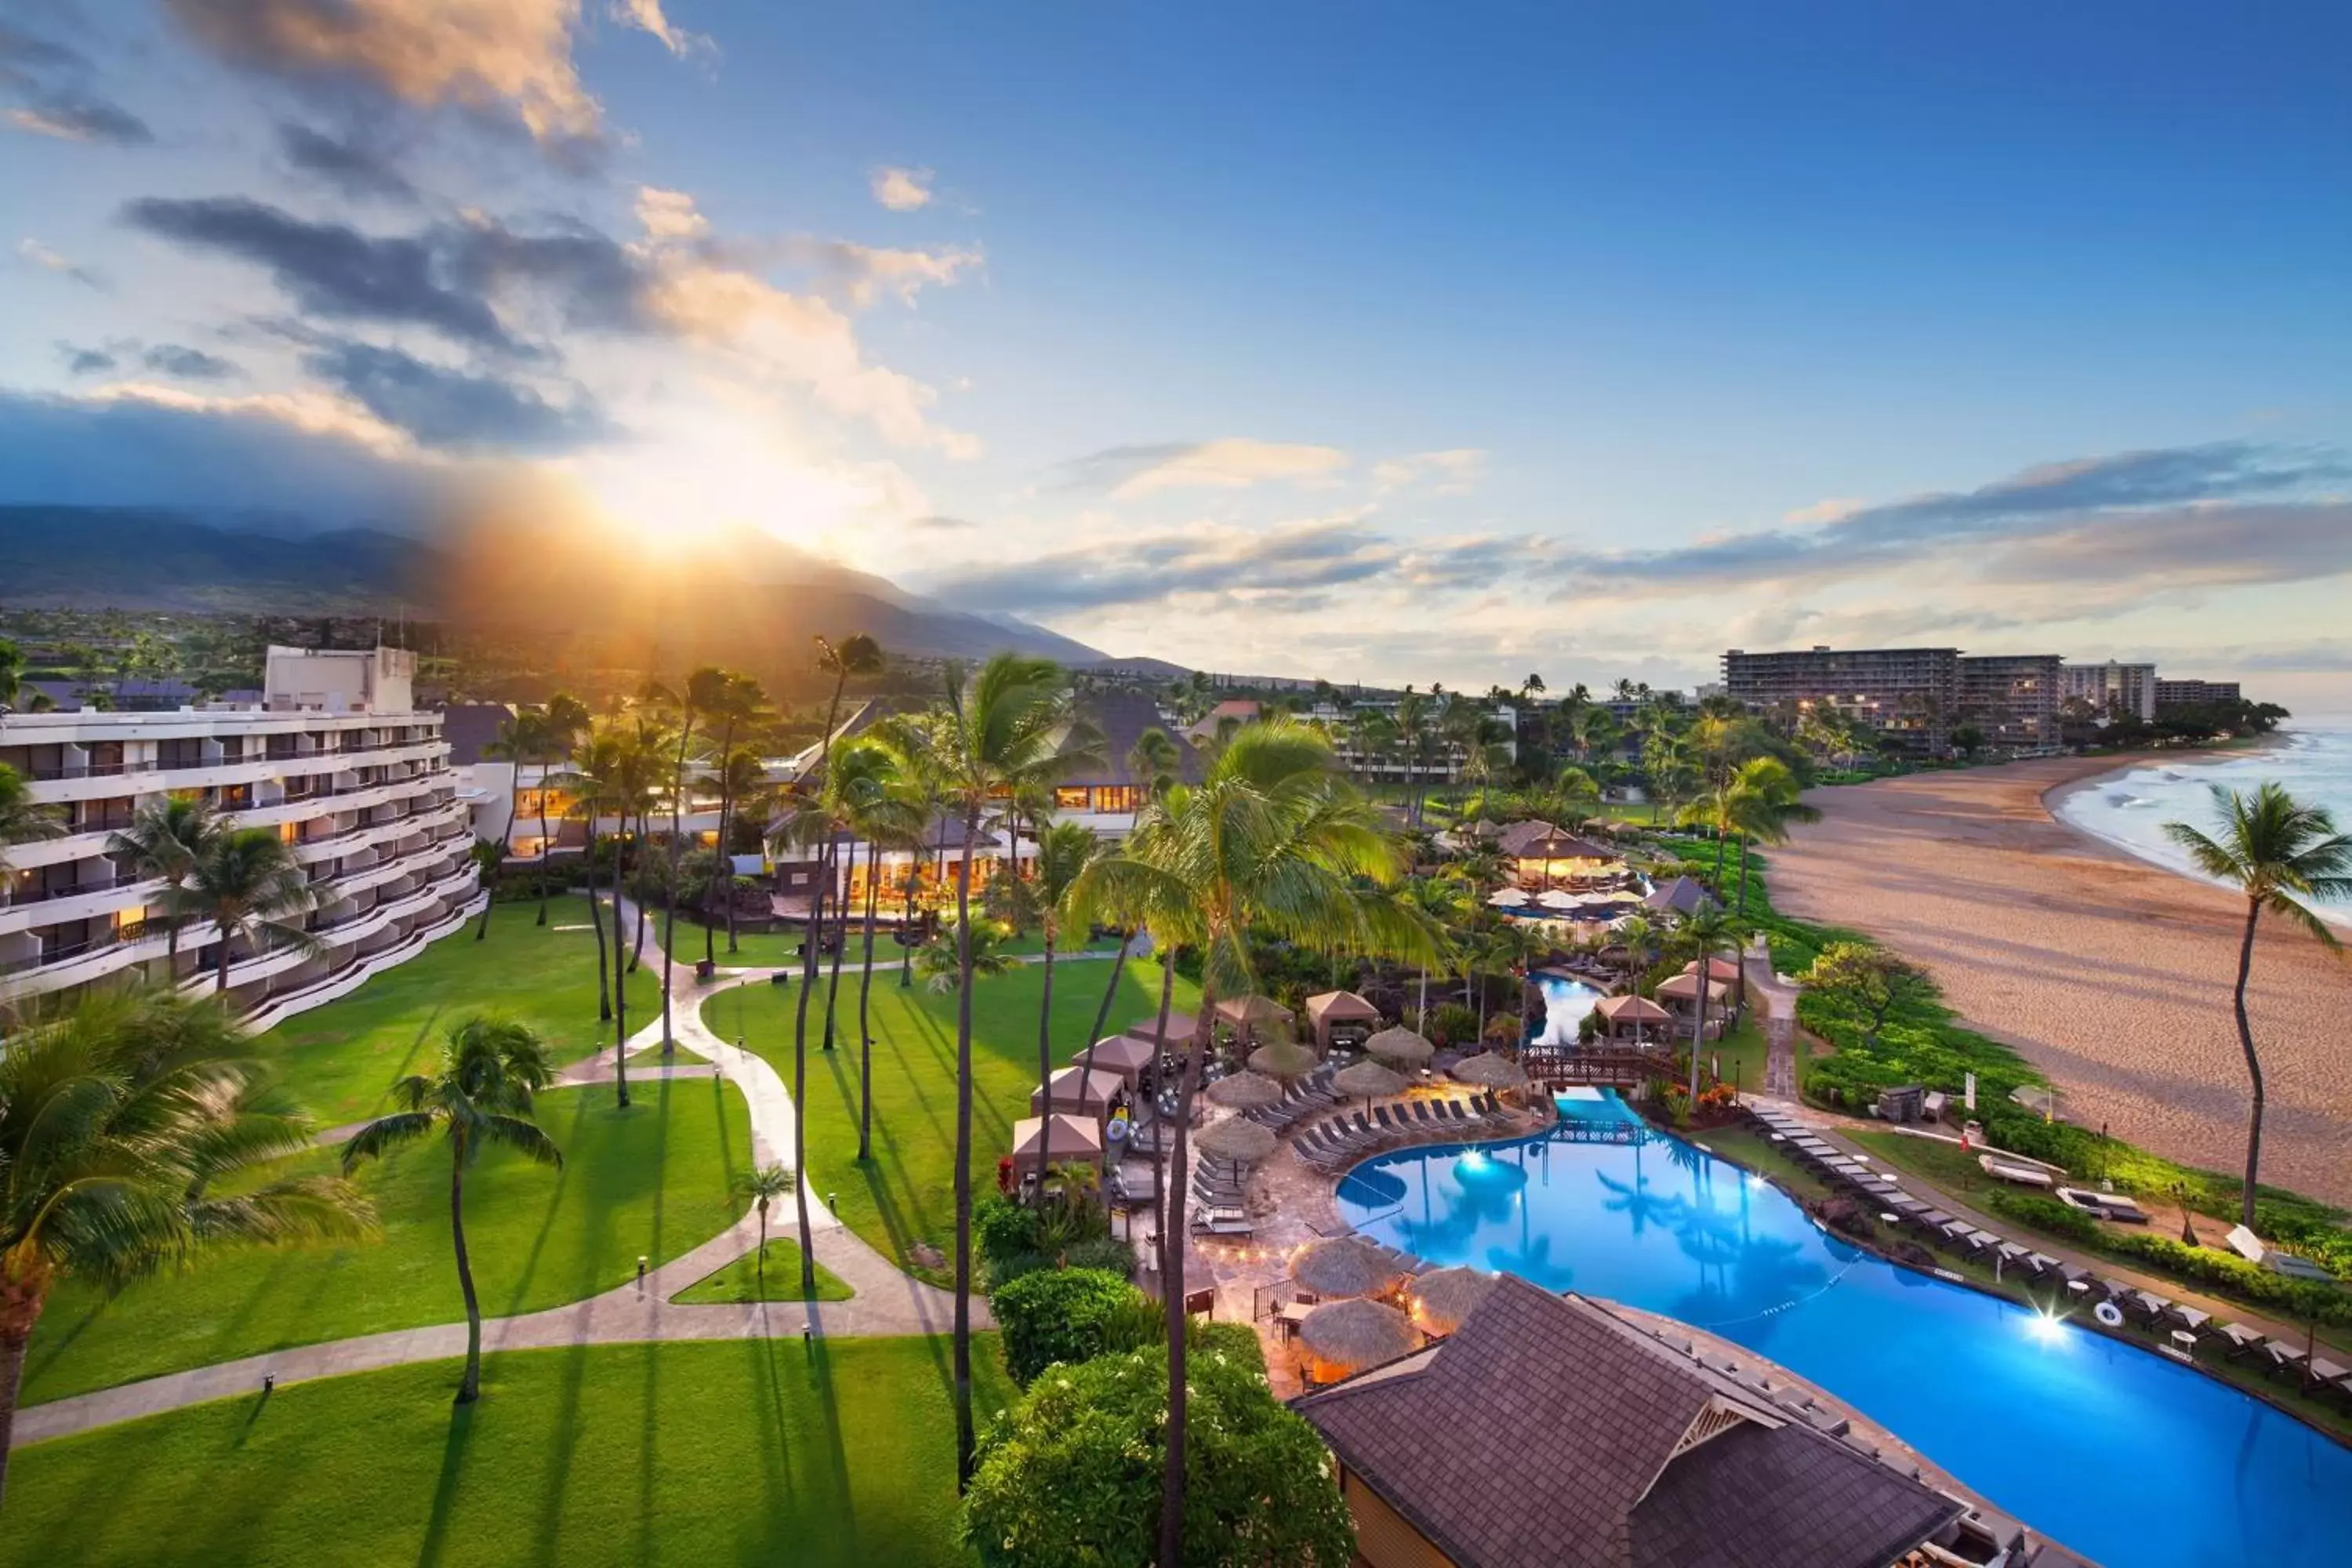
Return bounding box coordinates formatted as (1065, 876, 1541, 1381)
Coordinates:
(1293, 1276, 1962, 1568)
(1492, 818, 1619, 862)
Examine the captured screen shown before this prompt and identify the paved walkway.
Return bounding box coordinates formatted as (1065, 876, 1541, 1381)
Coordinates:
(13, 952, 972, 1449)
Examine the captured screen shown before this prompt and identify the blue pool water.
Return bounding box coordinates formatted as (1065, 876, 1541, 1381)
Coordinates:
(1526, 971, 1603, 1047)
(1335, 1094, 2352, 1568)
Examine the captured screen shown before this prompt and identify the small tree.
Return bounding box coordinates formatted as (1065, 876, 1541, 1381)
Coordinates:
(1802, 942, 1932, 1047)
(991, 1266, 1142, 1385)
(740, 1163, 797, 1288)
(963, 1342, 1355, 1568)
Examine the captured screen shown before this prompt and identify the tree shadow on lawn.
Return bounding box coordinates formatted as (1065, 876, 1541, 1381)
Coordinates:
(531, 1344, 592, 1568)
(415, 1401, 479, 1568)
(495, 1083, 673, 1317)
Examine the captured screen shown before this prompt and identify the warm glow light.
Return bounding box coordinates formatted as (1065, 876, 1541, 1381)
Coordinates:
(2024, 1308, 2069, 1347)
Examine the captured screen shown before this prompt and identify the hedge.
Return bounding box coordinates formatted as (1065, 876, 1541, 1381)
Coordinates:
(991, 1268, 1146, 1385)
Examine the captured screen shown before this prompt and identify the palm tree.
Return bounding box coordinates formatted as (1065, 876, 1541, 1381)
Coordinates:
(2161, 783, 2352, 1228)
(1070, 726, 1190, 1091)
(340, 1015, 562, 1404)
(183, 826, 319, 996)
(1724, 756, 1819, 922)
(912, 915, 1015, 991)
(106, 793, 219, 982)
(1029, 822, 1104, 1180)
(554, 729, 619, 1027)
(874, 653, 1091, 1485)
(1677, 907, 1742, 1103)
(706, 746, 771, 960)
(0, 637, 22, 712)
(740, 1163, 797, 1288)
(475, 710, 543, 941)
(2, 985, 372, 1495)
(844, 758, 920, 1161)
(817, 739, 900, 1053)
(1068, 720, 1439, 1566)
(532, 692, 592, 928)
(1550, 764, 1601, 826)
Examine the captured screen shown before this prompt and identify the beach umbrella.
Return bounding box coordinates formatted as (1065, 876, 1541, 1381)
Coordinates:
(1247, 1039, 1318, 1079)
(1364, 1025, 1436, 1067)
(1486, 887, 1530, 907)
(1196, 1116, 1278, 1163)
(1297, 1298, 1419, 1376)
(1290, 1236, 1407, 1300)
(1333, 1059, 1409, 1102)
(1406, 1266, 1499, 1336)
(1451, 1052, 1529, 1091)
(1536, 889, 1579, 911)
(1206, 1070, 1286, 1109)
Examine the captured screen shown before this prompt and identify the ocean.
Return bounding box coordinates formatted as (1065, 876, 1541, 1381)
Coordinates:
(2051, 719, 2352, 924)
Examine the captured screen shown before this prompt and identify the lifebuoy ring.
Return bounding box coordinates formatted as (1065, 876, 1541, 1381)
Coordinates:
(2092, 1300, 2125, 1329)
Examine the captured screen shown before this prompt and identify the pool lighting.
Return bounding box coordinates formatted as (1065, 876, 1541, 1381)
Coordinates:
(2024, 1308, 2069, 1348)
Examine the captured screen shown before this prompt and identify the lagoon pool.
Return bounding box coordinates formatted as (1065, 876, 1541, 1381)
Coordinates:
(1526, 971, 1603, 1047)
(1334, 1093, 2352, 1568)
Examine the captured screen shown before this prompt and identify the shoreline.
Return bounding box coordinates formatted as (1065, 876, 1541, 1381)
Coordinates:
(1770, 753, 2352, 1208)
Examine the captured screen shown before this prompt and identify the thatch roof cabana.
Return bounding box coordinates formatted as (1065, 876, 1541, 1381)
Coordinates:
(1009, 1113, 1105, 1177)
(1405, 1266, 1499, 1337)
(1298, 1298, 1420, 1381)
(1195, 1116, 1278, 1163)
(1290, 1236, 1407, 1300)
(1247, 1040, 1318, 1079)
(1030, 1065, 1124, 1120)
(1364, 1025, 1435, 1067)
(1304, 990, 1381, 1054)
(1072, 1034, 1156, 1085)
(1205, 1070, 1286, 1109)
(1333, 1059, 1409, 1103)
(1450, 1052, 1529, 1092)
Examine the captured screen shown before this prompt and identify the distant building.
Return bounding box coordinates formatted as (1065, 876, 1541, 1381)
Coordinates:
(1721, 646, 1961, 755)
(1294, 1276, 1973, 1568)
(1957, 654, 2063, 751)
(0, 646, 476, 1018)
(2154, 678, 2241, 708)
(2058, 660, 2157, 722)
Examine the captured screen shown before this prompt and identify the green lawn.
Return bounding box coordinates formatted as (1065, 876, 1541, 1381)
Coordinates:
(698, 924, 1120, 971)
(702, 956, 1197, 1283)
(2, 1338, 1015, 1568)
(673, 1240, 855, 1303)
(22, 1075, 751, 1405)
(254, 903, 662, 1124)
(1706, 1013, 1783, 1098)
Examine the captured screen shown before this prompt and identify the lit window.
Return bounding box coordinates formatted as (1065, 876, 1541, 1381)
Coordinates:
(1054, 786, 1091, 810)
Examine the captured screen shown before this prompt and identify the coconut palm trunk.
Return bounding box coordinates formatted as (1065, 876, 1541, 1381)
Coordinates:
(610, 863, 632, 1109)
(586, 831, 612, 1022)
(790, 848, 828, 1295)
(534, 781, 555, 927)
(1036, 911, 1060, 1181)
(1156, 976, 1219, 1568)
(448, 1129, 487, 1401)
(478, 794, 519, 941)
(899, 851, 920, 989)
(821, 837, 850, 1051)
(2228, 896, 2266, 1229)
(629, 810, 649, 973)
(950, 799, 982, 1483)
(856, 837, 884, 1160)
(1689, 953, 1710, 1103)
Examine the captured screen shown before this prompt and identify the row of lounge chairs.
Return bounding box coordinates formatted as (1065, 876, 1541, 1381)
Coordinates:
(1192, 1155, 1254, 1236)
(1239, 1063, 1343, 1133)
(1293, 1095, 1512, 1173)
(1748, 1105, 2352, 1407)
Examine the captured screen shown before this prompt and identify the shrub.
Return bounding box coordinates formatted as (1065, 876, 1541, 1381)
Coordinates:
(1062, 1236, 1138, 1279)
(991, 1267, 1145, 1385)
(975, 1192, 1045, 1279)
(2107, 1235, 2352, 1328)
(1982, 1189, 2102, 1246)
(1429, 1003, 1479, 1047)
(963, 1343, 1354, 1568)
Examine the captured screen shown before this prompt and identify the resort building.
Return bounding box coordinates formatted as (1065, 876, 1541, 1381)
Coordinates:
(0, 646, 477, 1019)
(1293, 1276, 1968, 1568)
(2154, 677, 2241, 708)
(2057, 660, 2157, 722)
(1484, 819, 1626, 889)
(1721, 646, 1962, 756)
(1955, 653, 2064, 751)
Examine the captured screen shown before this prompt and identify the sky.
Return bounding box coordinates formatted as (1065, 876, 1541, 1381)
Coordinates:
(2, 1, 2349, 707)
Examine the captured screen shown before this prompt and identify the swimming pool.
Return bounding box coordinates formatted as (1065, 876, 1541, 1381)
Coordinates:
(1525, 971, 1603, 1047)
(1334, 1093, 2352, 1568)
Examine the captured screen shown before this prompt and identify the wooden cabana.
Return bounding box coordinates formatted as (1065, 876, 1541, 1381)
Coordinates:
(1304, 990, 1381, 1055)
(1123, 1014, 1200, 1054)
(1009, 1113, 1105, 1179)
(1031, 1064, 1126, 1122)
(1593, 993, 1672, 1043)
(1681, 957, 1742, 984)
(1653, 972, 1733, 1014)
(1213, 995, 1294, 1046)
(1072, 1034, 1157, 1087)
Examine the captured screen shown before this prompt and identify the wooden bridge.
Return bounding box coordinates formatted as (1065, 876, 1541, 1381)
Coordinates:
(1523, 1045, 1681, 1089)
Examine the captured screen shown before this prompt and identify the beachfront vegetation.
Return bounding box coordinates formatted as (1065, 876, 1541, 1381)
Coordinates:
(2161, 782, 2352, 1229)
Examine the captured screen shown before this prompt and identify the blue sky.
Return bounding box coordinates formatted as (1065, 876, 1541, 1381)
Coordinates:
(3, 2, 2348, 703)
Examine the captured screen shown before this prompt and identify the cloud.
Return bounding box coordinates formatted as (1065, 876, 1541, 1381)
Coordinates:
(299, 338, 609, 454)
(870, 166, 933, 212)
(58, 343, 118, 375)
(1580, 442, 2351, 590)
(906, 514, 976, 531)
(276, 122, 417, 203)
(790, 238, 982, 308)
(1979, 500, 2352, 590)
(16, 237, 107, 289)
(924, 517, 1399, 613)
(634, 186, 708, 241)
(162, 0, 603, 148)
(612, 0, 710, 59)
(143, 344, 242, 381)
(1370, 448, 1487, 495)
(0, 22, 154, 146)
(1055, 438, 1351, 499)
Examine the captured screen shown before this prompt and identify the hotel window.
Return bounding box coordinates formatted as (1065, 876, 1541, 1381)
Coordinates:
(1054, 786, 1091, 811)
(1093, 786, 1139, 814)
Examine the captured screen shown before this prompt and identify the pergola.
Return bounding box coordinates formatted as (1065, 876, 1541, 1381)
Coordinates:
(1123, 1014, 1200, 1054)
(1213, 994, 1294, 1046)
(1681, 957, 1743, 985)
(1008, 1113, 1105, 1178)
(1653, 972, 1733, 1014)
(1304, 990, 1381, 1055)
(1031, 1064, 1125, 1122)
(1593, 993, 1672, 1043)
(1071, 1034, 1156, 1087)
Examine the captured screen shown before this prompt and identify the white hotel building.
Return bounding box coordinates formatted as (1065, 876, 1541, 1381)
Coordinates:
(1, 646, 480, 1024)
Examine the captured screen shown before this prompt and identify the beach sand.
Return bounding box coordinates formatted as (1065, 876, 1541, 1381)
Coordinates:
(1769, 755, 2352, 1209)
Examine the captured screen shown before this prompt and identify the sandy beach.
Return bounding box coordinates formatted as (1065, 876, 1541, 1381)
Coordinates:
(1769, 755, 2352, 1209)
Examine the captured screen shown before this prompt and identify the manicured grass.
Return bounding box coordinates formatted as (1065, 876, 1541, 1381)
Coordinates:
(1700, 1013, 1781, 1098)
(21, 1075, 751, 1404)
(254, 902, 661, 1124)
(2, 1337, 1016, 1568)
(703, 956, 1198, 1283)
(672, 1240, 855, 1303)
(701, 924, 1120, 971)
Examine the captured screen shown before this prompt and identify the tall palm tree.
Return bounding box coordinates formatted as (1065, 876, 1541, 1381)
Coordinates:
(874, 653, 1091, 1486)
(655, 667, 733, 1049)
(0, 638, 22, 712)
(912, 915, 1015, 991)
(612, 712, 671, 975)
(475, 710, 543, 941)
(1724, 756, 1820, 922)
(699, 673, 771, 960)
(340, 1016, 561, 1403)
(1029, 821, 1104, 1179)
(1069, 720, 1438, 1566)
(739, 1163, 797, 1288)
(2, 985, 372, 1494)
(184, 826, 318, 996)
(815, 739, 899, 1054)
(1676, 906, 1741, 1103)
(1072, 726, 1190, 1087)
(844, 756, 920, 1160)
(106, 793, 219, 982)
(2162, 783, 2352, 1228)
(532, 691, 592, 928)
(705, 746, 771, 960)
(553, 729, 618, 1027)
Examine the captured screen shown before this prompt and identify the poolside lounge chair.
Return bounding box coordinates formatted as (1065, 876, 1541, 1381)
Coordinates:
(2123, 1290, 2172, 1325)
(1963, 1229, 2002, 1256)
(2165, 1304, 2212, 1334)
(1916, 1209, 1957, 1232)
(2305, 1356, 2350, 1393)
(1994, 1243, 2033, 1272)
(1407, 1101, 1436, 1127)
(2259, 1340, 2308, 1381)
(2093, 1275, 2137, 1302)
(2024, 1252, 2061, 1279)
(2215, 1322, 2265, 1359)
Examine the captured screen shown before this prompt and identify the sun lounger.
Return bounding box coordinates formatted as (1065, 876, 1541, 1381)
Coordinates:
(1994, 1243, 2032, 1271)
(1409, 1102, 1437, 1127)
(2093, 1275, 2136, 1301)
(1192, 1216, 1252, 1236)
(2024, 1252, 2061, 1278)
(2165, 1304, 2212, 1333)
(1963, 1229, 2002, 1255)
(1373, 1105, 1400, 1132)
(2259, 1340, 2308, 1380)
(2215, 1322, 2264, 1359)
(1916, 1209, 1957, 1231)
(2306, 1356, 2350, 1392)
(2123, 1290, 2172, 1324)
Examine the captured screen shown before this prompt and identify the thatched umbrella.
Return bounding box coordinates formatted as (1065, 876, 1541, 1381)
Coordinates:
(1486, 887, 1529, 908)
(1298, 1298, 1419, 1377)
(1406, 1266, 1499, 1336)
(1333, 1059, 1408, 1106)
(1451, 1052, 1529, 1092)
(1206, 1071, 1286, 1109)
(1195, 1116, 1277, 1164)
(1247, 1039, 1318, 1079)
(1365, 1025, 1435, 1068)
(1290, 1236, 1406, 1300)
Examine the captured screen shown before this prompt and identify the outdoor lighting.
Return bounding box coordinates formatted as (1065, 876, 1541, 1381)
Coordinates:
(2024, 1308, 2068, 1348)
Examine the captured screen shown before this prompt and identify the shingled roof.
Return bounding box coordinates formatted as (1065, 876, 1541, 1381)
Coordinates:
(1491, 818, 1618, 861)
(1292, 1276, 1963, 1568)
